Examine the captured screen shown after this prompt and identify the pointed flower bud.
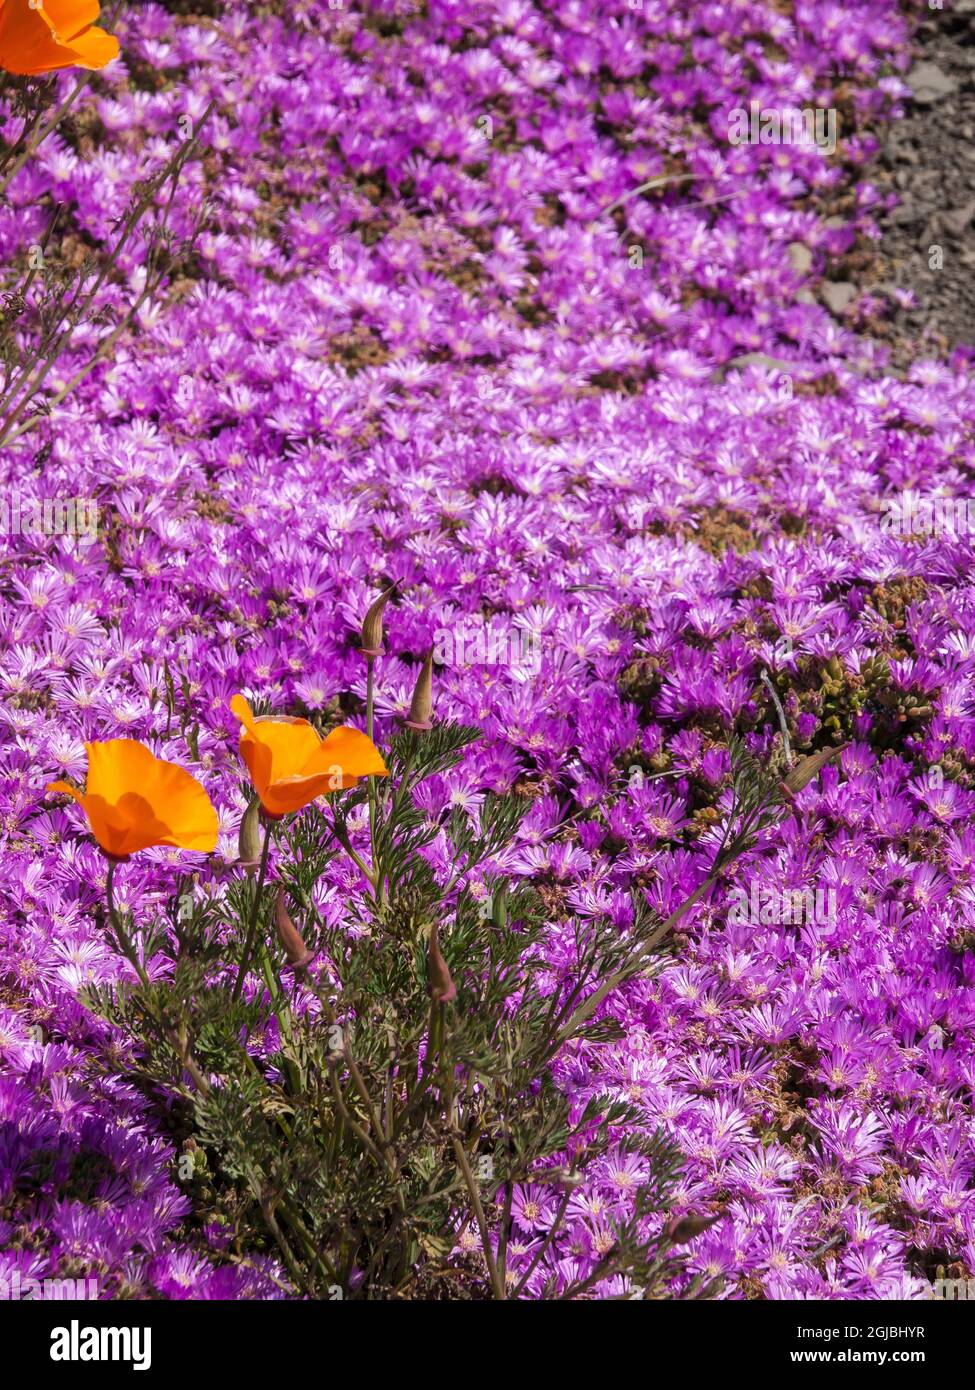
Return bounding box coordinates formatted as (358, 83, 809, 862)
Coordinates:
(427, 922, 456, 1003)
(664, 1212, 720, 1246)
(405, 650, 434, 731)
(275, 884, 314, 973)
(780, 743, 848, 799)
(360, 584, 396, 658)
(238, 794, 262, 871)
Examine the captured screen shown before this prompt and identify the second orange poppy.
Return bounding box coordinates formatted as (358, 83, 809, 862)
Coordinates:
(231, 694, 387, 819)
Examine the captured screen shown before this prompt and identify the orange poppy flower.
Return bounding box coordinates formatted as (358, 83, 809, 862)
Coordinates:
(231, 694, 387, 819)
(47, 739, 218, 860)
(0, 0, 119, 77)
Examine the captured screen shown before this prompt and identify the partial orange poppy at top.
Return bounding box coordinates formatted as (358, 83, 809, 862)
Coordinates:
(47, 740, 218, 860)
(231, 694, 387, 819)
(0, 0, 119, 77)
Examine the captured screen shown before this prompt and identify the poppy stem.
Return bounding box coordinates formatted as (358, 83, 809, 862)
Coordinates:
(328, 815, 378, 891)
(450, 1124, 505, 1300)
(105, 862, 151, 991)
(0, 76, 91, 194)
(233, 823, 273, 1001)
(365, 655, 380, 897)
(365, 654, 376, 743)
(760, 668, 793, 768)
(104, 862, 211, 1096)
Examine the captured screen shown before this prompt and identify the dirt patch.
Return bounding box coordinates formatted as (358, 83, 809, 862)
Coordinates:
(871, 3, 975, 360)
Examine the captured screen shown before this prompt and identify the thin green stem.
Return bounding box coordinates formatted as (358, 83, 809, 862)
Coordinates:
(314, 986, 408, 1215)
(512, 1187, 572, 1298)
(0, 96, 214, 448)
(232, 822, 272, 1001)
(328, 813, 377, 890)
(0, 3, 126, 188)
(366, 655, 378, 875)
(1, 281, 154, 447)
(451, 1132, 505, 1300)
(0, 73, 92, 195)
(554, 872, 718, 1045)
(104, 861, 210, 1095)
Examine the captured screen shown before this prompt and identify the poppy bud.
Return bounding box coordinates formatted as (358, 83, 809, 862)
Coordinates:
(779, 743, 848, 799)
(405, 650, 434, 731)
(427, 922, 456, 1003)
(360, 584, 396, 658)
(238, 795, 262, 871)
(275, 885, 314, 973)
(664, 1212, 720, 1245)
(548, 1169, 585, 1189)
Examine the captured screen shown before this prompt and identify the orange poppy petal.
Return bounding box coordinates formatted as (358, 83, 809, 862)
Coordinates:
(230, 694, 258, 739)
(261, 772, 344, 819)
(231, 695, 273, 797)
(231, 694, 321, 786)
(48, 780, 129, 856)
(81, 792, 161, 857)
(256, 720, 321, 780)
(85, 739, 158, 803)
(0, 1, 117, 75)
(238, 733, 269, 797)
(52, 741, 217, 856)
(141, 758, 219, 851)
(0, 32, 62, 77)
(46, 1, 104, 34)
(58, 25, 118, 70)
(314, 726, 388, 780)
(46, 779, 84, 804)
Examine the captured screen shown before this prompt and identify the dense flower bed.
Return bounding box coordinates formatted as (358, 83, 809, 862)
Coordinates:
(1, 0, 974, 1298)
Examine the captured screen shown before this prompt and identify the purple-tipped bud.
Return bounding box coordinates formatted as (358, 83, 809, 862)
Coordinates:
(275, 885, 314, 973)
(779, 743, 848, 799)
(405, 650, 434, 731)
(238, 795, 262, 871)
(664, 1212, 720, 1245)
(427, 922, 456, 1003)
(360, 584, 396, 658)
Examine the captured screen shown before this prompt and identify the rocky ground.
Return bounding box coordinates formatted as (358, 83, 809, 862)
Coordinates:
(873, 2, 975, 359)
